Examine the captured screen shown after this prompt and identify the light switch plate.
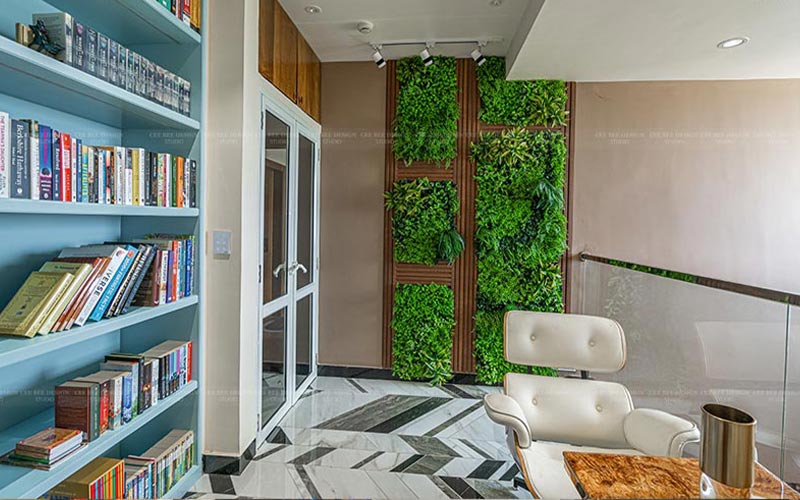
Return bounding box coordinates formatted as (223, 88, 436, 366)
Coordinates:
(212, 230, 232, 259)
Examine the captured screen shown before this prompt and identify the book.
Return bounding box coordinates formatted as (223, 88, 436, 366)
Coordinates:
(75, 371, 124, 431)
(51, 256, 110, 331)
(47, 457, 124, 499)
(60, 132, 72, 202)
(108, 39, 119, 86)
(14, 428, 82, 462)
(85, 26, 98, 76)
(71, 137, 79, 202)
(36, 262, 91, 334)
(190, 0, 202, 33)
(38, 125, 53, 200)
(103, 354, 144, 416)
(54, 380, 100, 441)
(120, 245, 157, 315)
(97, 33, 109, 81)
(89, 245, 137, 321)
(72, 20, 85, 71)
(0, 272, 73, 337)
(108, 244, 156, 316)
(99, 361, 137, 422)
(58, 245, 128, 326)
(104, 244, 146, 317)
(32, 13, 73, 64)
(21, 120, 39, 200)
(10, 119, 29, 199)
(0, 112, 9, 198)
(52, 130, 61, 201)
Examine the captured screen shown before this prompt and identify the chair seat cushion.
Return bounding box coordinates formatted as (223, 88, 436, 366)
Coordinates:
(516, 440, 642, 499)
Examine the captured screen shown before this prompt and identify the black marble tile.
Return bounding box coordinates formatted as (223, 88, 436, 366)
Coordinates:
(316, 395, 428, 431)
(267, 426, 293, 444)
(346, 378, 368, 393)
(366, 397, 451, 433)
(390, 454, 425, 473)
(295, 465, 323, 499)
(209, 474, 236, 495)
(351, 451, 384, 469)
(401, 435, 460, 457)
(440, 476, 484, 499)
(253, 444, 288, 461)
(403, 455, 454, 475)
(288, 446, 336, 466)
(441, 384, 479, 399)
(467, 460, 505, 480)
(431, 476, 463, 499)
(459, 439, 493, 459)
(499, 464, 520, 481)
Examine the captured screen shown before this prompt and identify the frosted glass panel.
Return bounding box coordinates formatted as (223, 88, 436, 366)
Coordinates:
(577, 261, 789, 475)
(784, 306, 800, 488)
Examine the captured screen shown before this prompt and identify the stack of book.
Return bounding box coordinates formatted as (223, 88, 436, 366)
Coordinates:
(46, 457, 124, 499)
(0, 236, 195, 338)
(155, 0, 202, 34)
(1, 428, 84, 470)
(54, 341, 193, 442)
(22, 13, 192, 116)
(128, 429, 194, 498)
(0, 111, 197, 206)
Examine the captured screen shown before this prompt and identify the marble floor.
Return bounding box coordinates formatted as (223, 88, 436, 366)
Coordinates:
(186, 376, 531, 499)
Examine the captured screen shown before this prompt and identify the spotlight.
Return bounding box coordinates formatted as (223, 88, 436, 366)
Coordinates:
(372, 47, 386, 69)
(419, 47, 434, 67)
(471, 47, 486, 66)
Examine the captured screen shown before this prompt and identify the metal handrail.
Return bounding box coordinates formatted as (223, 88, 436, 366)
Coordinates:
(579, 252, 800, 307)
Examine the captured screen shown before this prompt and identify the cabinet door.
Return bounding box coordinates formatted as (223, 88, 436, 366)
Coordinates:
(273, 1, 298, 102)
(297, 37, 321, 122)
(258, 0, 275, 82)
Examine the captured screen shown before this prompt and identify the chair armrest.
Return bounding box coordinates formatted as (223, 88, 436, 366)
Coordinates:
(623, 408, 700, 457)
(483, 393, 532, 448)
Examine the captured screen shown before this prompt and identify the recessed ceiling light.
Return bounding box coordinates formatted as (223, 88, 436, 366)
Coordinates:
(717, 36, 749, 49)
(305, 5, 321, 14)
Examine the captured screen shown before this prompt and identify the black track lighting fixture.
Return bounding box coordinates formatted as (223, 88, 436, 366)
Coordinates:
(419, 43, 434, 66)
(471, 42, 487, 66)
(366, 39, 500, 70)
(371, 45, 386, 69)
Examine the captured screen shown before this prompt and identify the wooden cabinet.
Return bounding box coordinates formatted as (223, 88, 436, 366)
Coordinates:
(259, 0, 321, 122)
(297, 37, 321, 121)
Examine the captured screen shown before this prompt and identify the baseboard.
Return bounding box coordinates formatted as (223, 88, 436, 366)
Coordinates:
(318, 365, 490, 385)
(202, 439, 256, 476)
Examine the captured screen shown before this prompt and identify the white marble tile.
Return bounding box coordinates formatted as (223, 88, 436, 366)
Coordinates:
(190, 474, 213, 493)
(392, 398, 482, 436)
(352, 378, 448, 397)
(255, 444, 316, 463)
(358, 451, 417, 472)
(363, 431, 420, 454)
(304, 447, 379, 468)
(311, 376, 364, 394)
(303, 464, 387, 499)
(281, 427, 378, 452)
(367, 470, 441, 499)
(232, 461, 305, 498)
(395, 472, 454, 499)
(437, 456, 488, 477)
(278, 391, 383, 428)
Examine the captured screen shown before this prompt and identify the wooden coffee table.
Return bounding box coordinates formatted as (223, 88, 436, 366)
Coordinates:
(563, 452, 800, 499)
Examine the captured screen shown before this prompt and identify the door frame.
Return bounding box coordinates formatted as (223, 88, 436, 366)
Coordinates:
(256, 90, 321, 444)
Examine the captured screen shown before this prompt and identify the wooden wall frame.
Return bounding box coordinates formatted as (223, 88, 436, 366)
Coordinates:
(382, 59, 576, 373)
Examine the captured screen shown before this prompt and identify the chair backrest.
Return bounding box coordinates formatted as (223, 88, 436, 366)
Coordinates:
(503, 311, 633, 448)
(504, 311, 626, 372)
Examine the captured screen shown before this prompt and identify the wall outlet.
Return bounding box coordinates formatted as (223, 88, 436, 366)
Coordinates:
(212, 230, 232, 259)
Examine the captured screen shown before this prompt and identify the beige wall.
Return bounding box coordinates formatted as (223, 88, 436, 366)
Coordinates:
(318, 62, 386, 368)
(570, 80, 800, 301)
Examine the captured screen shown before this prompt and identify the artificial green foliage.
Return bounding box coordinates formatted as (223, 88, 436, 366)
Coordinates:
(476, 57, 568, 127)
(474, 310, 558, 384)
(472, 128, 567, 384)
(385, 178, 462, 265)
(607, 259, 698, 283)
(392, 283, 455, 385)
(394, 56, 459, 165)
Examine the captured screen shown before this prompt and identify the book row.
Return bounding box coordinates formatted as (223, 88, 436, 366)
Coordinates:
(20, 13, 192, 116)
(0, 236, 195, 338)
(54, 341, 193, 442)
(156, 0, 202, 34)
(0, 112, 197, 206)
(40, 429, 194, 499)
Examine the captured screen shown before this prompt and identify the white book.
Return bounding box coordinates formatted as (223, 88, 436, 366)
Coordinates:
(59, 245, 127, 326)
(115, 147, 125, 205)
(165, 153, 171, 207)
(159, 250, 168, 304)
(125, 149, 133, 206)
(29, 122, 39, 200)
(0, 112, 8, 198)
(70, 137, 77, 202)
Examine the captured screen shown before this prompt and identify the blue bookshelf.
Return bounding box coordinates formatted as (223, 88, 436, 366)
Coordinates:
(0, 0, 205, 498)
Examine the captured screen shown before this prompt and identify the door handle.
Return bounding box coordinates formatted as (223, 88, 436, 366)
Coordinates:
(272, 263, 286, 278)
(288, 262, 308, 275)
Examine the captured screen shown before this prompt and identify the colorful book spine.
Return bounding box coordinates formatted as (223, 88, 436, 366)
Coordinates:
(26, 120, 40, 200)
(52, 131, 61, 201)
(0, 112, 9, 198)
(59, 132, 72, 202)
(10, 119, 29, 199)
(89, 245, 138, 321)
(70, 137, 78, 202)
(39, 125, 53, 200)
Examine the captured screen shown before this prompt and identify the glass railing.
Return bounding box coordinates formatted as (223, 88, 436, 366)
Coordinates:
(575, 257, 798, 487)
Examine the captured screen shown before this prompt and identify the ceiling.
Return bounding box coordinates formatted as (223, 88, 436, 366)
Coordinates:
(507, 0, 800, 81)
(279, 0, 530, 62)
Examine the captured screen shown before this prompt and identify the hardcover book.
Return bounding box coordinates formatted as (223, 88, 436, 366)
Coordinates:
(38, 125, 53, 200)
(85, 27, 98, 76)
(97, 33, 109, 81)
(72, 20, 85, 70)
(99, 360, 138, 420)
(10, 119, 29, 199)
(36, 262, 91, 334)
(51, 256, 110, 331)
(89, 245, 137, 321)
(0, 112, 9, 198)
(54, 380, 100, 441)
(21, 120, 39, 200)
(0, 272, 73, 337)
(58, 245, 128, 326)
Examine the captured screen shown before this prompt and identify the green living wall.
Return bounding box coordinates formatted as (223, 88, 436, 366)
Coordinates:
(394, 56, 459, 165)
(392, 283, 455, 385)
(385, 178, 463, 265)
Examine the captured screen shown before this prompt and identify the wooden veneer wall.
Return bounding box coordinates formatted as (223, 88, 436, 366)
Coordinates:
(381, 59, 576, 373)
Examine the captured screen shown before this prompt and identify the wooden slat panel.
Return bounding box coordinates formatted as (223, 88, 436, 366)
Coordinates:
(381, 60, 574, 374)
(296, 36, 321, 121)
(257, 0, 275, 82)
(272, 1, 298, 101)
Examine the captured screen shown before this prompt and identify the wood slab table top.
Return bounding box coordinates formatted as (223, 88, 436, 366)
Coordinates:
(563, 452, 800, 499)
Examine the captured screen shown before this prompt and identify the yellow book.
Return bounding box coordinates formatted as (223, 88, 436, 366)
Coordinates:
(37, 262, 92, 334)
(132, 148, 140, 206)
(0, 272, 73, 338)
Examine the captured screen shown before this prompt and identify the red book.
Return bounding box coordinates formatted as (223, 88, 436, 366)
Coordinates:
(60, 133, 72, 201)
(171, 241, 179, 302)
(187, 340, 192, 381)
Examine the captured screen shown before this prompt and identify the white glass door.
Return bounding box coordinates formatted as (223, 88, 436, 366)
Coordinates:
(258, 98, 320, 442)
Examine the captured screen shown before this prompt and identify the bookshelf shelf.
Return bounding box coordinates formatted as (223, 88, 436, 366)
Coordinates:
(0, 296, 198, 370)
(44, 0, 201, 46)
(0, 381, 198, 498)
(0, 199, 199, 217)
(0, 37, 200, 131)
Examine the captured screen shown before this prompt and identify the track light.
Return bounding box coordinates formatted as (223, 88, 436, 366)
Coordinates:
(372, 46, 386, 69)
(471, 47, 486, 66)
(419, 46, 434, 67)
